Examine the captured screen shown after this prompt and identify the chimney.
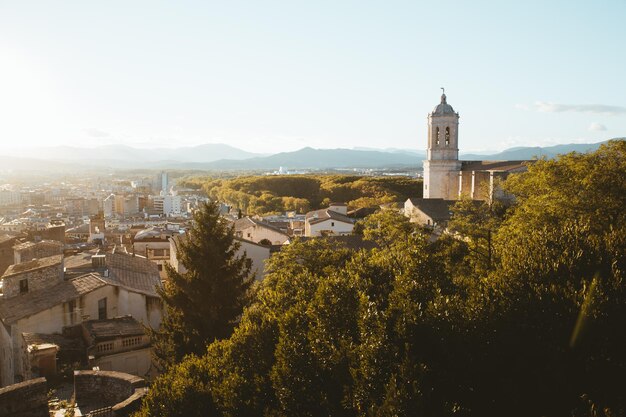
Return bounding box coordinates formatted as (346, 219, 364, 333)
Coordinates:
(91, 254, 106, 269)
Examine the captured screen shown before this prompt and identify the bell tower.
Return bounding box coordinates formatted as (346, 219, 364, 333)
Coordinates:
(423, 89, 461, 199)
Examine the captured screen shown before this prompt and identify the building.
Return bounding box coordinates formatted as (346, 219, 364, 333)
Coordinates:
(13, 240, 64, 265)
(154, 172, 168, 195)
(304, 203, 354, 237)
(421, 91, 529, 202)
(152, 195, 182, 216)
(0, 235, 18, 276)
(170, 234, 271, 281)
(233, 217, 290, 245)
(82, 316, 152, 378)
(0, 251, 162, 387)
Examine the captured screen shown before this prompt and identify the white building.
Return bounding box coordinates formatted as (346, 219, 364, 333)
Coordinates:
(170, 235, 271, 281)
(153, 195, 182, 216)
(103, 194, 115, 218)
(233, 217, 290, 245)
(304, 203, 354, 237)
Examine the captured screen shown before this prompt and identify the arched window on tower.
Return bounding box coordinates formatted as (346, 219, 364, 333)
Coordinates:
(436, 127, 440, 145)
(445, 127, 450, 146)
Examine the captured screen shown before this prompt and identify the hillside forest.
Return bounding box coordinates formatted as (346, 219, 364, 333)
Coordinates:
(179, 175, 423, 214)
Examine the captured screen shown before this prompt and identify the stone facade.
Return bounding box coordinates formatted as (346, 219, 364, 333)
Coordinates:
(74, 370, 147, 416)
(13, 240, 64, 265)
(0, 377, 48, 417)
(1, 255, 63, 298)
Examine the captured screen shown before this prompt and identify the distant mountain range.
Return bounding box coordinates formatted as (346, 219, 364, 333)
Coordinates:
(0, 139, 619, 172)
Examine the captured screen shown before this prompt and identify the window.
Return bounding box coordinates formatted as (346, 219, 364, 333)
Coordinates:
(98, 298, 107, 320)
(19, 279, 28, 294)
(157, 264, 163, 271)
(436, 127, 440, 145)
(445, 127, 450, 146)
(68, 300, 75, 313)
(331, 222, 335, 227)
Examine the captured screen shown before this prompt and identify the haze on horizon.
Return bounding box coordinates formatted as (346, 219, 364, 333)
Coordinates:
(0, 1, 624, 155)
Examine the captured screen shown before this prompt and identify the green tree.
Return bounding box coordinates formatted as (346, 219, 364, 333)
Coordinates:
(150, 201, 254, 370)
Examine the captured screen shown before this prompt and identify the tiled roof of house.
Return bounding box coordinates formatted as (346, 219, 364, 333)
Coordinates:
(64, 251, 161, 297)
(2, 254, 63, 278)
(22, 332, 85, 351)
(305, 209, 354, 225)
(0, 235, 17, 245)
(406, 198, 456, 222)
(82, 316, 146, 341)
(13, 240, 63, 252)
(65, 224, 90, 234)
(234, 217, 288, 236)
(0, 273, 106, 324)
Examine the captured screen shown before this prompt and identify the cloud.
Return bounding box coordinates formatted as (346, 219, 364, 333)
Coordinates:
(514, 103, 529, 111)
(588, 122, 607, 131)
(533, 101, 626, 116)
(83, 128, 110, 138)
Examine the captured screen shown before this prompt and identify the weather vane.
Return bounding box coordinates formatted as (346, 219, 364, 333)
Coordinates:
(441, 87, 445, 94)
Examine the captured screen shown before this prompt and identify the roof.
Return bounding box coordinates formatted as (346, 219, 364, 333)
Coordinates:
(234, 217, 288, 236)
(22, 332, 85, 351)
(66, 224, 90, 234)
(101, 253, 161, 297)
(13, 240, 63, 252)
(2, 254, 63, 278)
(460, 160, 530, 172)
(0, 235, 17, 245)
(406, 198, 456, 222)
(305, 209, 354, 225)
(82, 316, 146, 341)
(64, 251, 161, 297)
(348, 207, 379, 219)
(431, 93, 457, 116)
(0, 273, 106, 324)
(134, 227, 175, 241)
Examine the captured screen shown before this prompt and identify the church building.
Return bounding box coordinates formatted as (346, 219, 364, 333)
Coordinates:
(405, 91, 529, 227)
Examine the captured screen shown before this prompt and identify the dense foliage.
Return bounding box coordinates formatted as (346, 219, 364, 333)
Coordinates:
(137, 141, 626, 416)
(181, 174, 422, 214)
(149, 201, 255, 370)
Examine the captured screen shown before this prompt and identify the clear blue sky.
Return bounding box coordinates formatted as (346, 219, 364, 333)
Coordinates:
(0, 0, 624, 154)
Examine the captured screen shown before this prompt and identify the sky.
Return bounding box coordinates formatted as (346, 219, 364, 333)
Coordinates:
(0, 0, 625, 154)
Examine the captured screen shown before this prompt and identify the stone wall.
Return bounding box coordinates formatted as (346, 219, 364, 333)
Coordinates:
(74, 370, 147, 417)
(0, 377, 48, 417)
(2, 261, 63, 298)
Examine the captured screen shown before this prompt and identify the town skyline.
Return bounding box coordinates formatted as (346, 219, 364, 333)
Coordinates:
(1, 1, 625, 154)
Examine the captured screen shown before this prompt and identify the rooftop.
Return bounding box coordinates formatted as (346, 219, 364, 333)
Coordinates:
(406, 198, 456, 222)
(305, 208, 354, 225)
(2, 254, 63, 278)
(460, 160, 530, 172)
(82, 316, 146, 341)
(0, 273, 106, 324)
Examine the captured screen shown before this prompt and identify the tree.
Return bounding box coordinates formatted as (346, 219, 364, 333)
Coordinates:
(448, 197, 506, 273)
(150, 201, 254, 370)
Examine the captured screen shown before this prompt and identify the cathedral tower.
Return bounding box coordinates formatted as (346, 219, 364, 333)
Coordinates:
(423, 90, 461, 199)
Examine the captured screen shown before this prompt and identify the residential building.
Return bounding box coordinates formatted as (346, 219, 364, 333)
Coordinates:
(304, 203, 354, 237)
(233, 217, 290, 245)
